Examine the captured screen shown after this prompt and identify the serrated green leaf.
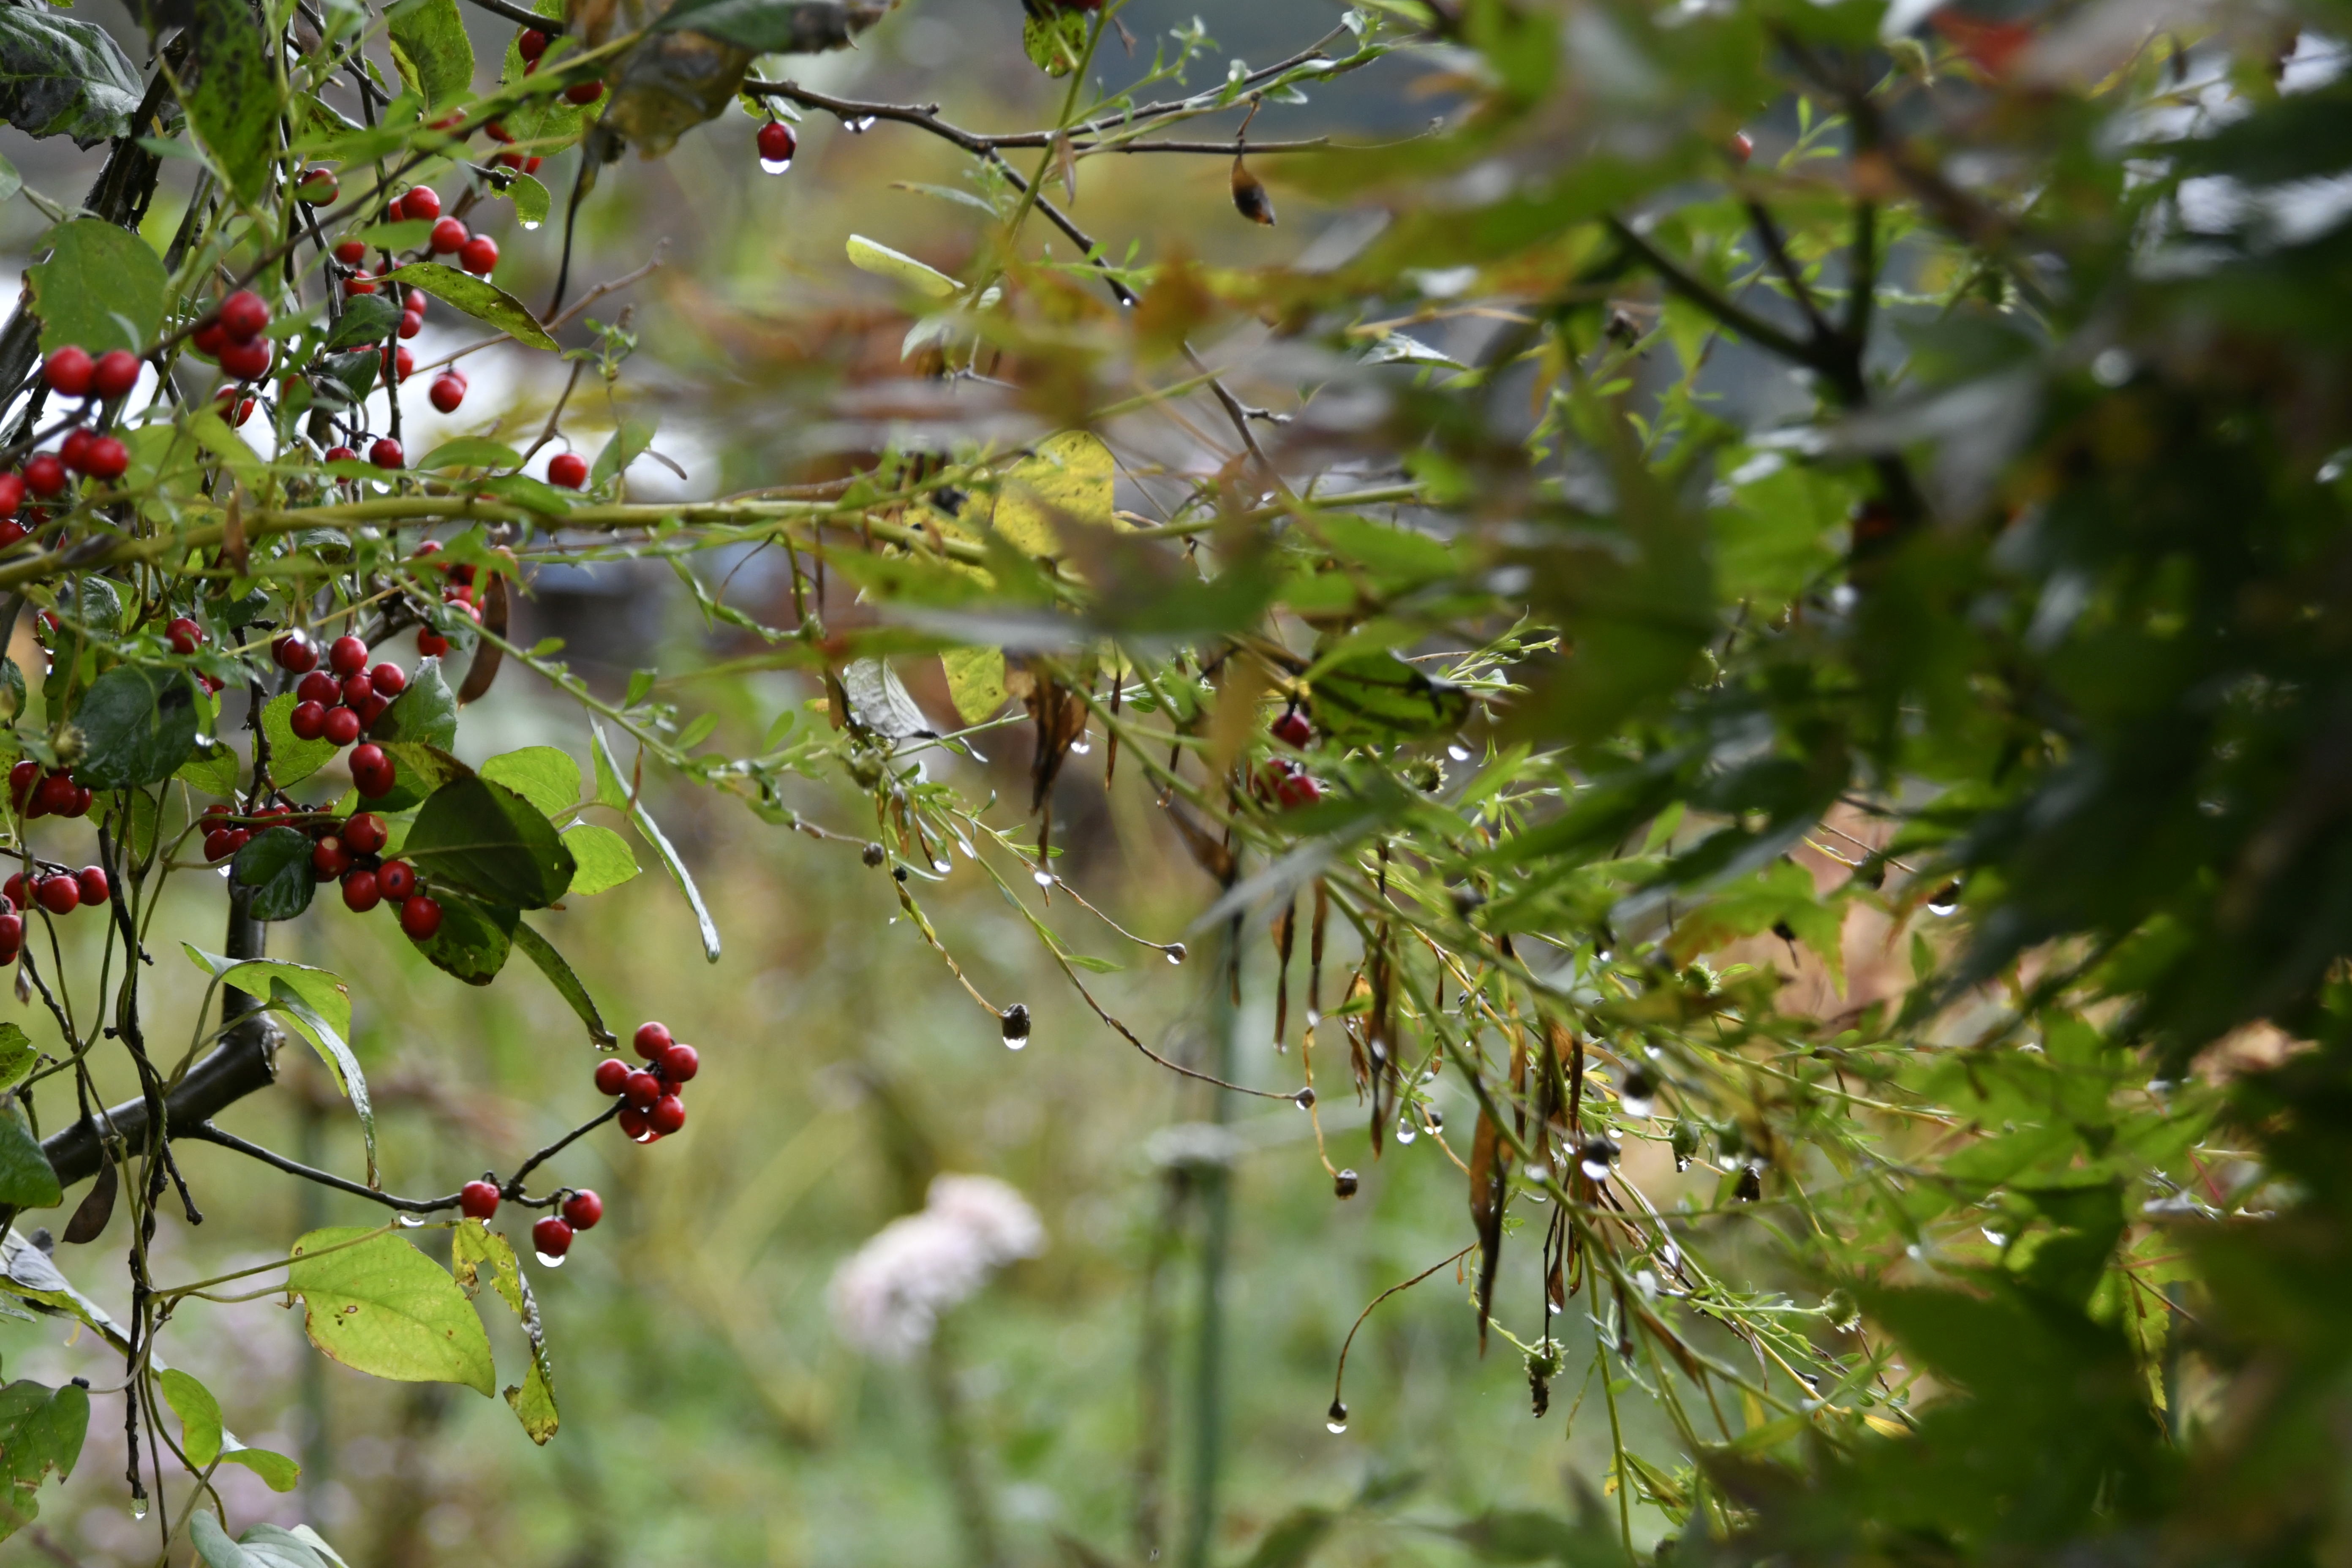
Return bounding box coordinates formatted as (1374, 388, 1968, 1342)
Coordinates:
(1021, 5, 1089, 76)
(0, 1024, 33, 1093)
(0, 1378, 84, 1542)
(942, 646, 1008, 724)
(413, 891, 517, 985)
(176, 736, 240, 798)
(70, 664, 197, 789)
(370, 655, 460, 751)
(323, 294, 404, 352)
(506, 171, 550, 227)
(589, 419, 656, 490)
(286, 1227, 494, 1396)
(560, 822, 639, 894)
(259, 691, 336, 787)
(414, 437, 523, 472)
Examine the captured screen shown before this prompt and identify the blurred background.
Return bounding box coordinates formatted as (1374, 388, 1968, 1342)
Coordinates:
(0, 3, 1751, 1563)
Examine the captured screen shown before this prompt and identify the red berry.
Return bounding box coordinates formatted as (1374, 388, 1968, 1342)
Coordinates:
(351, 744, 396, 798)
(380, 345, 414, 385)
(622, 1070, 662, 1110)
(311, 835, 351, 878)
(192, 321, 228, 357)
(525, 155, 543, 174)
(397, 311, 423, 340)
(218, 335, 272, 382)
(564, 78, 604, 104)
(333, 240, 367, 265)
(34, 773, 76, 817)
(633, 1021, 673, 1059)
(357, 690, 390, 725)
(399, 894, 442, 939)
(297, 166, 338, 205)
(24, 454, 66, 497)
(37, 875, 78, 915)
(343, 274, 378, 297)
(547, 452, 589, 490)
(343, 813, 389, 855)
(531, 1216, 573, 1258)
(0, 873, 23, 906)
(328, 635, 368, 675)
(648, 1095, 686, 1135)
(0, 913, 20, 954)
(378, 858, 417, 899)
(594, 1058, 632, 1095)
(370, 438, 405, 470)
(224, 828, 251, 854)
(0, 473, 23, 518)
(43, 347, 93, 397)
(659, 1042, 699, 1083)
(1270, 708, 1312, 747)
(370, 662, 408, 697)
(273, 631, 319, 672)
(6, 763, 33, 810)
(219, 291, 270, 342)
(458, 235, 499, 276)
(92, 349, 140, 400)
(617, 1105, 651, 1140)
(83, 438, 127, 482)
(561, 1189, 603, 1230)
(1731, 131, 1755, 164)
(418, 628, 450, 657)
(0, 521, 24, 549)
(224, 395, 256, 427)
(203, 828, 234, 862)
(321, 706, 362, 747)
(324, 445, 358, 465)
(166, 617, 204, 655)
(340, 672, 374, 707)
(429, 218, 468, 255)
(429, 373, 466, 414)
(460, 1180, 500, 1220)
(1275, 769, 1322, 809)
(341, 868, 381, 912)
(485, 120, 513, 144)
(757, 121, 797, 165)
(297, 670, 340, 705)
(59, 428, 94, 474)
(65, 786, 91, 819)
(400, 186, 442, 223)
(517, 27, 548, 59)
(75, 866, 108, 907)
(289, 700, 328, 740)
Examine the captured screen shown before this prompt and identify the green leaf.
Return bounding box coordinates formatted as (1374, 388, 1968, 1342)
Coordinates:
(413, 437, 522, 473)
(589, 419, 656, 490)
(222, 1446, 302, 1493)
(267, 979, 377, 1184)
(507, 171, 550, 228)
(654, 0, 868, 50)
(232, 826, 320, 922)
(480, 746, 582, 817)
(286, 1227, 494, 1395)
(404, 776, 577, 908)
(942, 647, 1009, 724)
(473, 472, 575, 516)
(0, 1026, 30, 1093)
(414, 892, 517, 985)
(0, 1098, 60, 1209)
(1021, 4, 1090, 76)
(229, 1524, 326, 1568)
(989, 429, 1116, 553)
(180, 947, 354, 1043)
(27, 217, 166, 357)
(63, 664, 191, 790)
(378, 262, 558, 351)
(261, 691, 336, 787)
(512, 920, 615, 1047)
(385, 0, 474, 109)
(0, 10, 140, 147)
(1240, 1506, 1337, 1568)
(1307, 650, 1471, 745)
(594, 721, 719, 961)
(323, 294, 404, 353)
(369, 655, 459, 750)
(0, 1380, 84, 1540)
(175, 735, 240, 798)
(191, 1514, 259, 1568)
(561, 822, 639, 894)
(187, 0, 276, 203)
(452, 1224, 559, 1444)
(846, 234, 960, 299)
(157, 1367, 223, 1467)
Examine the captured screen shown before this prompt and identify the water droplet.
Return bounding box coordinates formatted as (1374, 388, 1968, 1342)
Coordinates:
(846, 114, 876, 132)
(1546, 1298, 1563, 1315)
(535, 1248, 568, 1267)
(630, 1126, 658, 1143)
(1620, 1067, 1656, 1120)
(1071, 737, 1091, 755)
(1594, 947, 1614, 964)
(1675, 1154, 1691, 1172)
(395, 1212, 424, 1227)
(1927, 882, 1961, 916)
(760, 155, 795, 174)
(1447, 743, 1471, 762)
(1982, 1226, 2008, 1247)
(1426, 1108, 1443, 1132)
(1525, 1164, 1550, 1185)
(1579, 1135, 1621, 1181)
(131, 1498, 149, 1521)
(1395, 1118, 1417, 1145)
(1165, 942, 1187, 965)
(1304, 1007, 1322, 1029)
(1032, 869, 1056, 887)
(1333, 1168, 1358, 1199)
(1294, 1086, 1316, 1110)
(931, 857, 951, 874)
(1001, 1003, 1031, 1050)
(1326, 1399, 1348, 1434)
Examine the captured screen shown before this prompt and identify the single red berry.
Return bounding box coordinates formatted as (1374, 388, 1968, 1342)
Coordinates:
(547, 452, 589, 490)
(297, 166, 339, 205)
(357, 690, 390, 725)
(322, 706, 362, 746)
(458, 235, 500, 276)
(380, 344, 414, 385)
(341, 868, 381, 912)
(460, 1180, 500, 1220)
(273, 630, 319, 672)
(564, 78, 604, 104)
(1270, 708, 1312, 748)
(0, 873, 24, 906)
(312, 835, 351, 878)
(329, 635, 368, 675)
(24, 454, 66, 497)
(622, 1070, 662, 1110)
(617, 1105, 651, 1141)
(59, 428, 95, 474)
(659, 1042, 699, 1083)
(418, 628, 450, 657)
(400, 186, 442, 223)
(43, 347, 93, 397)
(517, 27, 548, 60)
(0, 473, 23, 518)
(429, 217, 468, 255)
(397, 311, 423, 340)
(370, 662, 408, 697)
(166, 617, 204, 655)
(1731, 131, 1754, 164)
(351, 745, 396, 798)
(340, 672, 375, 707)
(757, 121, 798, 166)
(6, 762, 34, 811)
(648, 1094, 687, 1135)
(378, 858, 417, 899)
(485, 120, 513, 144)
(370, 437, 405, 470)
(203, 828, 234, 862)
(561, 1189, 603, 1230)
(82, 437, 128, 482)
(297, 670, 340, 705)
(531, 1216, 573, 1259)
(343, 812, 389, 854)
(218, 291, 270, 342)
(593, 1057, 632, 1095)
(429, 373, 466, 414)
(324, 445, 358, 464)
(75, 866, 108, 906)
(65, 786, 92, 819)
(0, 914, 20, 953)
(224, 395, 257, 427)
(218, 335, 272, 382)
(525, 155, 543, 174)
(343, 273, 378, 298)
(33, 773, 76, 817)
(1276, 770, 1322, 809)
(37, 875, 79, 915)
(289, 700, 328, 741)
(333, 240, 368, 265)
(633, 1021, 673, 1059)
(0, 521, 24, 549)
(400, 894, 443, 939)
(192, 320, 228, 357)
(224, 828, 252, 854)
(92, 349, 141, 401)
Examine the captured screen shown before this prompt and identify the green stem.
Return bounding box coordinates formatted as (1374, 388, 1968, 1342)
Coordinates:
(1179, 919, 1239, 1568)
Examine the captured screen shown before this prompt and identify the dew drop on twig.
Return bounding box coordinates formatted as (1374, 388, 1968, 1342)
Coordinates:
(1165, 942, 1187, 965)
(1326, 1399, 1348, 1434)
(760, 155, 795, 174)
(1395, 1117, 1417, 1145)
(535, 1249, 568, 1268)
(395, 1213, 424, 1227)
(1294, 1086, 1316, 1110)
(1001, 1003, 1032, 1050)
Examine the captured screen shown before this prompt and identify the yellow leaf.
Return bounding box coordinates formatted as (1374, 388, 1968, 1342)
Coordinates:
(942, 647, 1008, 725)
(989, 430, 1114, 555)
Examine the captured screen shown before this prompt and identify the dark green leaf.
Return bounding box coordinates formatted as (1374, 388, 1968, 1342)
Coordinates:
(71, 664, 196, 789)
(233, 827, 320, 922)
(187, 0, 277, 202)
(0, 1025, 33, 1093)
(0, 1379, 87, 1542)
(512, 920, 616, 1047)
(261, 691, 336, 788)
(384, 0, 474, 109)
(176, 735, 240, 797)
(588, 419, 655, 489)
(656, 0, 876, 52)
(378, 263, 558, 351)
(1307, 650, 1470, 745)
(414, 892, 517, 985)
(1021, 5, 1089, 76)
(413, 438, 522, 472)
(0, 1099, 60, 1209)
(27, 218, 166, 354)
(404, 776, 577, 908)
(324, 294, 404, 352)
(370, 657, 459, 750)
(0, 10, 140, 147)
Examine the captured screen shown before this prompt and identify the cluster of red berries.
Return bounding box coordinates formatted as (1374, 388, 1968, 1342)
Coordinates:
(188, 289, 276, 383)
(460, 1179, 604, 1262)
(1258, 705, 1323, 808)
(410, 541, 523, 656)
(337, 186, 497, 283)
(513, 30, 606, 114)
(2, 864, 110, 918)
(322, 438, 407, 471)
(9, 761, 93, 820)
(0, 345, 147, 530)
(273, 632, 410, 747)
(591, 1021, 699, 1142)
(311, 811, 444, 937)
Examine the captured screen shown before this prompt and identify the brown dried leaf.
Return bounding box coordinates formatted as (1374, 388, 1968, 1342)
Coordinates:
(455, 573, 507, 705)
(1469, 1100, 1511, 1351)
